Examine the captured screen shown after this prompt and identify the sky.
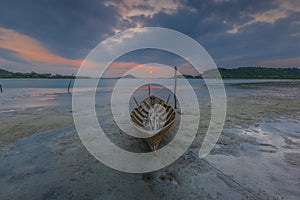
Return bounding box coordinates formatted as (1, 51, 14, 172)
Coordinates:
(0, 0, 300, 77)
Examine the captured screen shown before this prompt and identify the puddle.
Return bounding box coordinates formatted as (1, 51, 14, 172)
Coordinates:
(207, 118, 300, 200)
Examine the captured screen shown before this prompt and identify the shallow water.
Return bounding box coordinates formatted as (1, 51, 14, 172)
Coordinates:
(207, 118, 300, 200)
(0, 78, 290, 112)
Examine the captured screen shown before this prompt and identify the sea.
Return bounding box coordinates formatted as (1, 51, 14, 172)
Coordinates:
(0, 78, 293, 112)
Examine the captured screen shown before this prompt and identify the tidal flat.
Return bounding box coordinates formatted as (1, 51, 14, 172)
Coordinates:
(0, 79, 299, 199)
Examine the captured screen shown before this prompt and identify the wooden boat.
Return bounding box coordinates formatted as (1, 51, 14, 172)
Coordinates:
(130, 95, 176, 151)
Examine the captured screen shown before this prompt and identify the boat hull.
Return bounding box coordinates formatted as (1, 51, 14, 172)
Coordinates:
(144, 120, 174, 151)
(130, 96, 176, 151)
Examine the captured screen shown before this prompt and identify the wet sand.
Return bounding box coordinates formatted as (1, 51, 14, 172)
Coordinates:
(0, 80, 299, 199)
(0, 107, 73, 147)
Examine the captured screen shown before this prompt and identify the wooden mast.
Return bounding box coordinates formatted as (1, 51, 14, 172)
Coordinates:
(174, 66, 177, 109)
(148, 84, 151, 96)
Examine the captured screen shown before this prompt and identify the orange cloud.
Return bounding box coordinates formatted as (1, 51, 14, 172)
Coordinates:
(117, 0, 179, 18)
(228, 0, 300, 34)
(0, 27, 83, 66)
(105, 61, 157, 74)
(78, 60, 197, 78)
(102, 61, 178, 78)
(258, 56, 300, 66)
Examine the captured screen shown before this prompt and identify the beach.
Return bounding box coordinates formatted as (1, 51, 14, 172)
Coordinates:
(0, 79, 299, 199)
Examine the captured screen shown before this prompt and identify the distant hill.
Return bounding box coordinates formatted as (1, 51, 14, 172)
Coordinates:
(102, 74, 136, 79)
(203, 67, 300, 79)
(0, 68, 12, 75)
(122, 74, 136, 79)
(176, 74, 199, 79)
(0, 69, 12, 77)
(1, 67, 300, 79)
(0, 68, 75, 79)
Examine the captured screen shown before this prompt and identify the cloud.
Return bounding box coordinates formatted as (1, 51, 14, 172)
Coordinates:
(258, 56, 300, 66)
(102, 27, 146, 51)
(291, 32, 300, 37)
(102, 61, 195, 78)
(0, 57, 31, 72)
(103, 61, 172, 77)
(0, 0, 121, 59)
(227, 9, 288, 34)
(109, 0, 182, 32)
(1, 0, 299, 74)
(118, 0, 180, 18)
(0, 27, 83, 66)
(279, 0, 300, 13)
(227, 0, 300, 34)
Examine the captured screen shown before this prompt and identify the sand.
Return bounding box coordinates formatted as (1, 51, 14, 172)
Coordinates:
(0, 107, 73, 147)
(0, 80, 299, 199)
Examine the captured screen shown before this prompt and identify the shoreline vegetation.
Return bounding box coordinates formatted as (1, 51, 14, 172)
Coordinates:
(1, 67, 300, 79)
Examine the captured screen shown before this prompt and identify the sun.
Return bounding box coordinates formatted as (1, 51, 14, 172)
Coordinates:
(149, 70, 153, 74)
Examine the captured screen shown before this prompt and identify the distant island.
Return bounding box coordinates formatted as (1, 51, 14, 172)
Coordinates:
(0, 68, 75, 79)
(121, 74, 136, 79)
(0, 68, 138, 79)
(1, 67, 300, 79)
(179, 67, 300, 79)
(203, 67, 300, 79)
(102, 74, 137, 79)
